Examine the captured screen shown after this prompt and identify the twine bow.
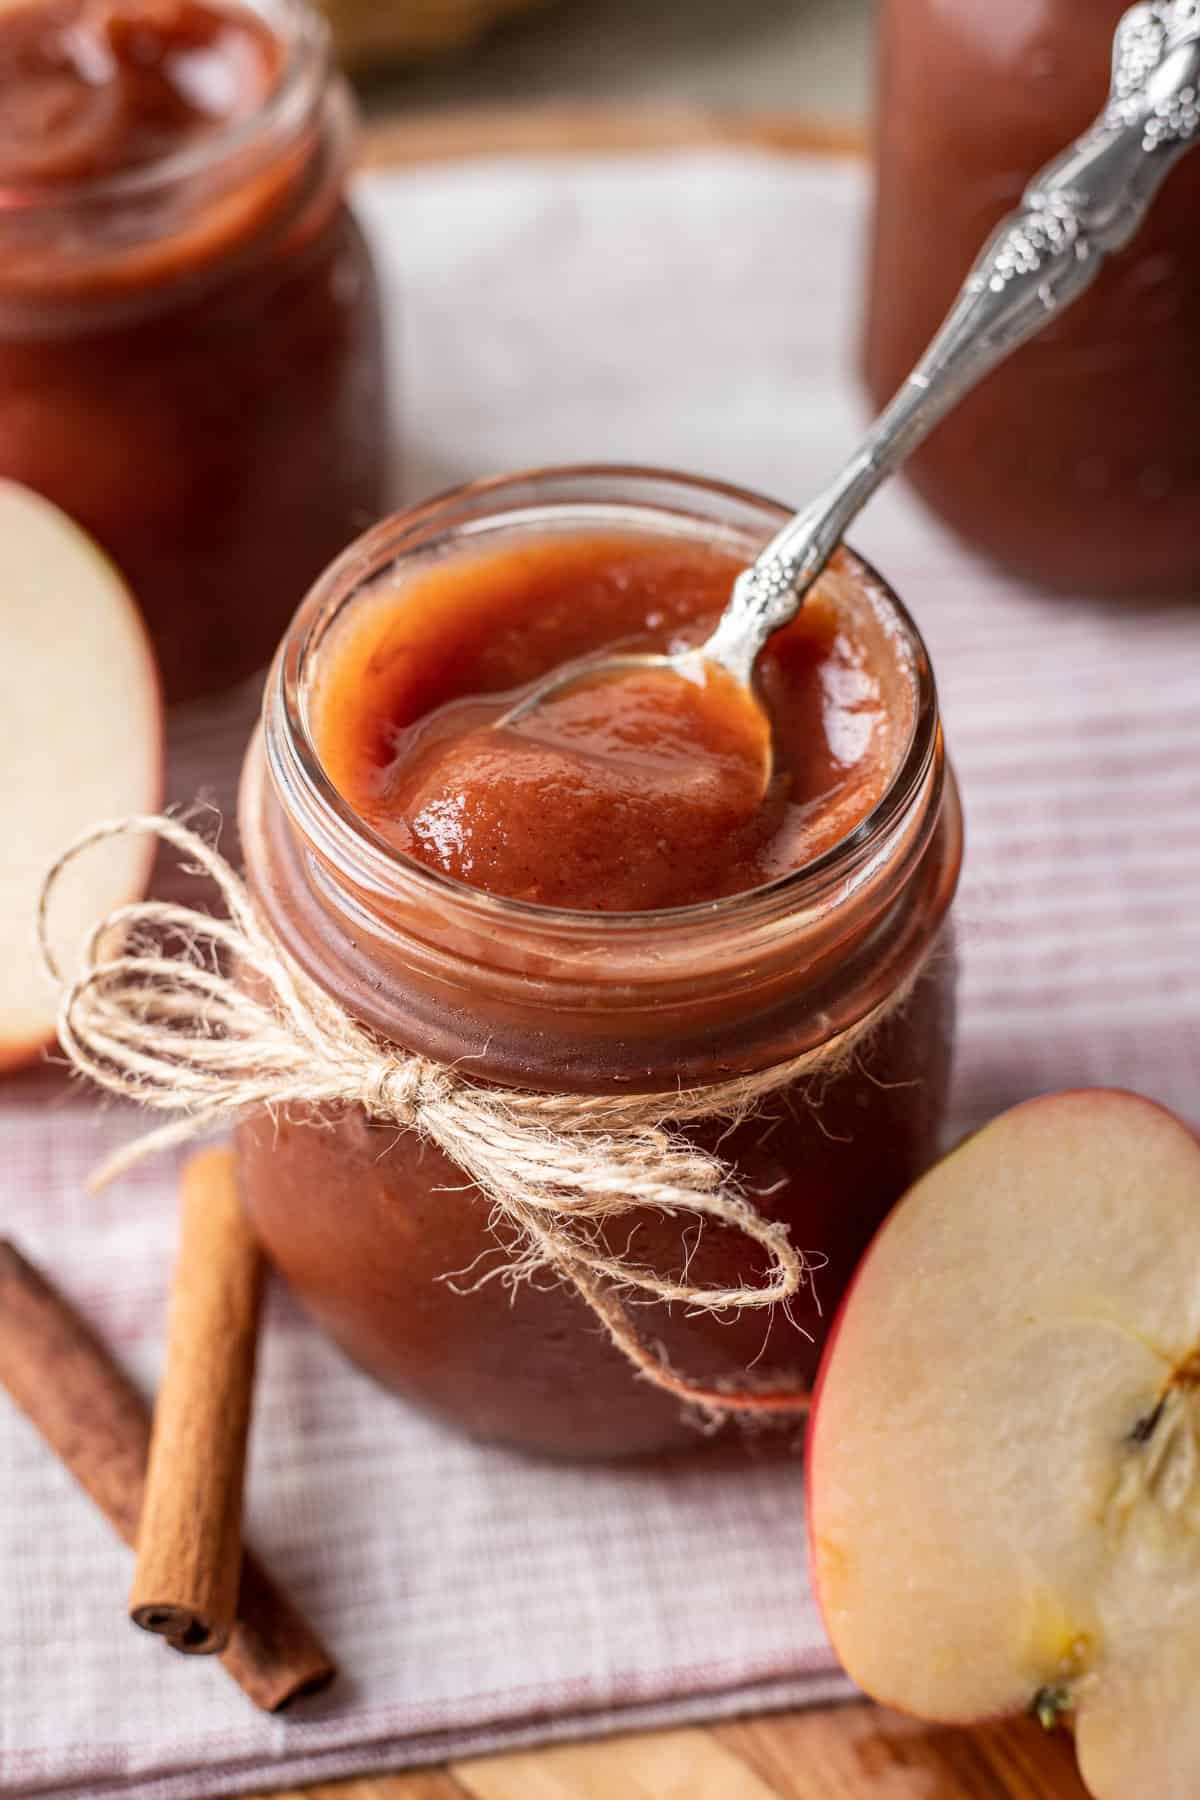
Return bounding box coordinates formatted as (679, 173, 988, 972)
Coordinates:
(40, 816, 901, 1420)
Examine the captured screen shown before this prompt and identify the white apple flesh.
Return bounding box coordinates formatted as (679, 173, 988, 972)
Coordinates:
(0, 481, 162, 1072)
(806, 1090, 1200, 1800)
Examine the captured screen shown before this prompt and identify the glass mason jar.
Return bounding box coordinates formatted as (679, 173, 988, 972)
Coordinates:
(0, 0, 390, 703)
(235, 469, 963, 1461)
(864, 0, 1200, 596)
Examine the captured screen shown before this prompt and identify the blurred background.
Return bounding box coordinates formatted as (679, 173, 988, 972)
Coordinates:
(343, 0, 874, 125)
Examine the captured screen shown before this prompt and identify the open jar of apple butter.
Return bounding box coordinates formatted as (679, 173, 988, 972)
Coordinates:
(0, 0, 389, 702)
(235, 468, 963, 1460)
(865, 0, 1200, 596)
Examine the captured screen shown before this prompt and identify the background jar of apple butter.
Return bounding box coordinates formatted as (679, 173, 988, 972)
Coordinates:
(865, 0, 1200, 596)
(0, 0, 390, 703)
(235, 469, 963, 1461)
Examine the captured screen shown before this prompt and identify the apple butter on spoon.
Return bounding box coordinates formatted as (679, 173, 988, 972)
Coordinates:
(492, 0, 1200, 801)
(393, 664, 768, 914)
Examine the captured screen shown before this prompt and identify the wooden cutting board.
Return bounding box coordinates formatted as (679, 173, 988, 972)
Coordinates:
(260, 105, 1089, 1800)
(263, 1709, 1088, 1800)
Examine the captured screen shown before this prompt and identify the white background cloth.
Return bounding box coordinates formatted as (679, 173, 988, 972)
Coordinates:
(2, 152, 1198, 1798)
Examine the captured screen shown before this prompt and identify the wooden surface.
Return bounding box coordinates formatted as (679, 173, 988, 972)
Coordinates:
(260, 1711, 1089, 1799)
(262, 104, 1088, 1800)
(360, 101, 864, 167)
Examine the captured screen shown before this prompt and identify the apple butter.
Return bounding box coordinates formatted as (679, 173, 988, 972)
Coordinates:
(0, 0, 389, 701)
(236, 469, 963, 1459)
(865, 0, 1200, 596)
(314, 531, 911, 912)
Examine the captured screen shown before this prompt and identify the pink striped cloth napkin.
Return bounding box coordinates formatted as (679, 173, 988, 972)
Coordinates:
(2, 151, 1198, 1799)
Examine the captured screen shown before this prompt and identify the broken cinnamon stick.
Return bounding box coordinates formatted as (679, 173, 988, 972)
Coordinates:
(0, 1225, 335, 1711)
(131, 1146, 262, 1654)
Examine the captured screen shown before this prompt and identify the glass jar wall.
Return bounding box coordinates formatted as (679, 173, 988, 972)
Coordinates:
(864, 0, 1200, 596)
(235, 469, 963, 1459)
(0, 0, 390, 701)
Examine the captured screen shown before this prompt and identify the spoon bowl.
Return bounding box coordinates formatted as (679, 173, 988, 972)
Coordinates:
(498, 642, 776, 794)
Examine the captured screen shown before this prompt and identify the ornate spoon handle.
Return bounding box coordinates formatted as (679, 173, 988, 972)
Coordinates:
(706, 1, 1200, 686)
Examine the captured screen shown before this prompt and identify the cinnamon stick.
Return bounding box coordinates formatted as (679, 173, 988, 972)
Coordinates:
(130, 1147, 262, 1653)
(0, 1228, 335, 1711)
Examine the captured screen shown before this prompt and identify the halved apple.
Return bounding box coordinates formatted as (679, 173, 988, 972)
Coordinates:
(0, 481, 163, 1073)
(807, 1090, 1200, 1800)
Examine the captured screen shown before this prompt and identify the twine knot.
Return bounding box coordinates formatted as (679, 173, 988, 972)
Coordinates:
(363, 1056, 451, 1127)
(37, 815, 912, 1422)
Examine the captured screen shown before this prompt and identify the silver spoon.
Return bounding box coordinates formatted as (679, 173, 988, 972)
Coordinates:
(505, 0, 1200, 785)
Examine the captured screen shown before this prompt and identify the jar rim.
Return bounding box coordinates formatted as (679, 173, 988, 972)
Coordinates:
(0, 0, 328, 216)
(264, 463, 943, 941)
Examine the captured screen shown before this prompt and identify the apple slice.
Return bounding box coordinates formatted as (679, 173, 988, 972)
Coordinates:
(807, 1090, 1200, 1800)
(0, 481, 162, 1073)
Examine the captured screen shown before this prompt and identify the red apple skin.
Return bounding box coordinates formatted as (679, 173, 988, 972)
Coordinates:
(803, 1088, 1198, 1727)
(0, 490, 165, 1076)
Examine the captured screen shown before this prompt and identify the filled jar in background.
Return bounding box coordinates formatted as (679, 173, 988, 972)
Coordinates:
(865, 0, 1200, 596)
(234, 467, 963, 1460)
(0, 0, 390, 702)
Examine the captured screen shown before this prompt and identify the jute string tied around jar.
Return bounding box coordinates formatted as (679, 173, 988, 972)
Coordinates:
(40, 814, 915, 1423)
